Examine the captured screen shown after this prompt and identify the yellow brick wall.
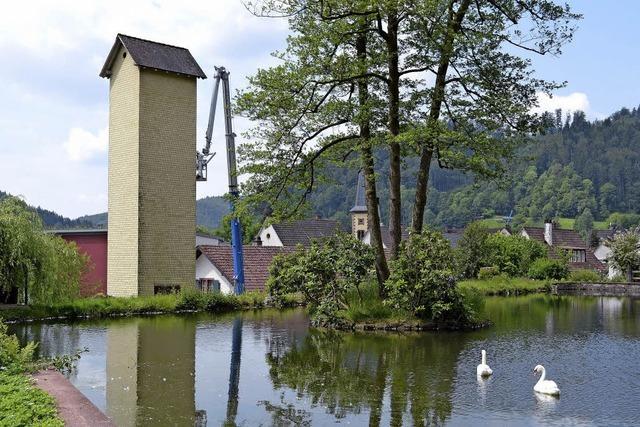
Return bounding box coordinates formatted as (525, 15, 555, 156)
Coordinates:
(351, 212, 368, 238)
(107, 46, 140, 297)
(138, 70, 196, 295)
(107, 45, 197, 297)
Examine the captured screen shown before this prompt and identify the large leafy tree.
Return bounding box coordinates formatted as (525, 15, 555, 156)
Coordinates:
(606, 228, 640, 282)
(0, 197, 84, 303)
(238, 0, 579, 286)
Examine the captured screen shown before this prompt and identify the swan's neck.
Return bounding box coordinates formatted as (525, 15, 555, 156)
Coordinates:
(537, 367, 546, 383)
(481, 350, 487, 365)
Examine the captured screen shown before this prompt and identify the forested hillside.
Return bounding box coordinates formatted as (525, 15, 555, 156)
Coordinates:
(0, 190, 94, 229)
(7, 107, 639, 232)
(0, 190, 229, 231)
(308, 107, 640, 229)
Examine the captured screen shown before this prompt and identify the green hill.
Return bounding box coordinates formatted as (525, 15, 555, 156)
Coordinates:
(306, 107, 640, 229)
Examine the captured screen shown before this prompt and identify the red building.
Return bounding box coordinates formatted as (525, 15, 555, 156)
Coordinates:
(54, 230, 108, 296)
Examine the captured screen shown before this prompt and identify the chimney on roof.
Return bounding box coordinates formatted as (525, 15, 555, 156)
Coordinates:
(253, 235, 263, 246)
(544, 221, 553, 246)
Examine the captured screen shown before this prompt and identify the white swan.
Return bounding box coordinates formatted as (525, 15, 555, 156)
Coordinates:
(476, 349, 493, 377)
(533, 365, 560, 396)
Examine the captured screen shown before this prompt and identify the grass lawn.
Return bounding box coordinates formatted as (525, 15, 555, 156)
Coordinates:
(458, 277, 550, 296)
(0, 291, 302, 323)
(478, 216, 608, 230)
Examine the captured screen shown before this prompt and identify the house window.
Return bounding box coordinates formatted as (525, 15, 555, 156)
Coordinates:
(357, 218, 365, 225)
(197, 279, 221, 293)
(154, 284, 180, 295)
(357, 230, 365, 240)
(571, 249, 586, 263)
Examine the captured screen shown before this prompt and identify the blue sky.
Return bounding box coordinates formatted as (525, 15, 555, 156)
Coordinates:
(0, 1, 637, 218)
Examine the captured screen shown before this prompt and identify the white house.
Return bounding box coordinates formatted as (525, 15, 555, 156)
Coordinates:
(196, 245, 294, 294)
(196, 232, 226, 247)
(520, 222, 606, 274)
(257, 219, 342, 247)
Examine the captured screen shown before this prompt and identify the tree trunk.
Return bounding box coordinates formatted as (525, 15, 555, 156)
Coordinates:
(363, 142, 390, 286)
(386, 8, 402, 259)
(411, 0, 472, 233)
(357, 25, 390, 289)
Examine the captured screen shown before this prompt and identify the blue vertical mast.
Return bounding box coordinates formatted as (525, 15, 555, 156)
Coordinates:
(197, 66, 245, 294)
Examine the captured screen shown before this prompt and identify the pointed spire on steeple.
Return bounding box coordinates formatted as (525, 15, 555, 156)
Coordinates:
(350, 170, 367, 213)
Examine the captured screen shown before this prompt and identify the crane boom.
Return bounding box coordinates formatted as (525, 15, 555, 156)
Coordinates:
(196, 66, 245, 294)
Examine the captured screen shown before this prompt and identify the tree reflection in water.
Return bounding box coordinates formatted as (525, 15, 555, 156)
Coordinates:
(265, 329, 467, 426)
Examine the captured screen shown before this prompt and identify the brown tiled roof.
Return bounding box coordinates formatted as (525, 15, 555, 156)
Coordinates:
(523, 227, 606, 272)
(100, 34, 206, 79)
(375, 225, 410, 248)
(271, 219, 343, 246)
(197, 246, 295, 292)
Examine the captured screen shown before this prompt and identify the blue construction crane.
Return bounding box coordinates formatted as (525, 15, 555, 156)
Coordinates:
(196, 66, 245, 294)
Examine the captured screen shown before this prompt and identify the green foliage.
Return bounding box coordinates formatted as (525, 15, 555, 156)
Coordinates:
(341, 280, 396, 323)
(0, 372, 63, 427)
(0, 291, 270, 322)
(568, 269, 602, 283)
(455, 221, 490, 278)
(0, 320, 63, 426)
(267, 234, 375, 323)
(574, 208, 594, 241)
(0, 189, 93, 230)
(606, 227, 640, 281)
(484, 234, 547, 277)
(527, 258, 569, 280)
(607, 212, 640, 229)
(0, 197, 85, 304)
(477, 266, 500, 280)
(0, 321, 37, 374)
(213, 199, 262, 244)
(384, 230, 473, 324)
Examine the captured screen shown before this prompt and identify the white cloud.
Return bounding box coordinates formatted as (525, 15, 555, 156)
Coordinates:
(63, 127, 107, 161)
(533, 92, 590, 115)
(0, 0, 288, 217)
(0, 0, 286, 58)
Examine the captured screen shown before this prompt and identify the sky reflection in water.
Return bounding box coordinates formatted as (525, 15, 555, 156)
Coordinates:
(10, 295, 640, 426)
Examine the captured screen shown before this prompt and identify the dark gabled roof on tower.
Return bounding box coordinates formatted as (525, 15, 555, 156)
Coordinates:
(100, 34, 207, 79)
(350, 171, 367, 213)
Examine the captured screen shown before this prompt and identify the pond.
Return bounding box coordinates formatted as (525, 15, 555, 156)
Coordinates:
(9, 295, 640, 426)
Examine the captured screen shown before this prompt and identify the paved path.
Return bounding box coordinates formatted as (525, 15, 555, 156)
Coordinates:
(32, 370, 115, 427)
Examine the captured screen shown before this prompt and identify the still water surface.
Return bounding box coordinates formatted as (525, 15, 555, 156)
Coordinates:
(10, 295, 640, 426)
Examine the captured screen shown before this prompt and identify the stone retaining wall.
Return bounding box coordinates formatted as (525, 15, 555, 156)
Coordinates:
(552, 282, 640, 297)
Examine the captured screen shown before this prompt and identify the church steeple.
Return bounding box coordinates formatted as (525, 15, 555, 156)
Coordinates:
(350, 171, 368, 239)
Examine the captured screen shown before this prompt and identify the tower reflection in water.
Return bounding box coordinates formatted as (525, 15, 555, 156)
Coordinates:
(106, 316, 203, 426)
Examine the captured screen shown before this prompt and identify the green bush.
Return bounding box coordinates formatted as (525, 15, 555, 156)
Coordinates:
(0, 372, 63, 426)
(485, 234, 547, 277)
(477, 266, 500, 280)
(0, 320, 63, 426)
(267, 234, 375, 323)
(456, 222, 490, 279)
(568, 269, 602, 283)
(385, 230, 476, 324)
(527, 258, 569, 280)
(0, 321, 37, 374)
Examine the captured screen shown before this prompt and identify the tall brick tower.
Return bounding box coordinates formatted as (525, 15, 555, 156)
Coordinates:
(100, 34, 206, 296)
